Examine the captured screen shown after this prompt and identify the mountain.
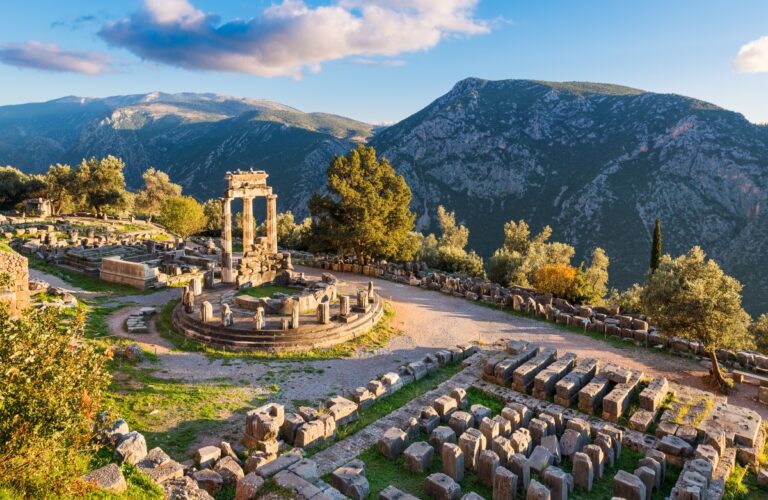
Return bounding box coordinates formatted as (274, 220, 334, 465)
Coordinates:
(0, 91, 372, 211)
(1, 81, 767, 314)
(369, 78, 768, 315)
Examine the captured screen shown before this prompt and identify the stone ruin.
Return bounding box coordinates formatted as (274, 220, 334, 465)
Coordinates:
(0, 249, 30, 318)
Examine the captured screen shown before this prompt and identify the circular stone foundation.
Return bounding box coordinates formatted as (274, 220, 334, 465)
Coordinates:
(171, 277, 385, 352)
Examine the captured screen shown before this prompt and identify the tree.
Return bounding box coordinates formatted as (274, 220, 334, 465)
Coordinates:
(134, 167, 182, 222)
(751, 314, 768, 353)
(436, 206, 469, 249)
(607, 283, 645, 314)
(533, 264, 577, 297)
(308, 145, 416, 263)
(641, 247, 753, 389)
(158, 196, 207, 239)
(202, 198, 223, 232)
(75, 156, 129, 216)
(582, 247, 610, 303)
(650, 218, 662, 271)
(0, 166, 45, 210)
(43, 163, 78, 215)
(414, 206, 484, 277)
(0, 305, 110, 497)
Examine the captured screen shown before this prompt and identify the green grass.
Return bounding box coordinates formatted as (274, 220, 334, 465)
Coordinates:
(235, 284, 299, 298)
(85, 448, 165, 500)
(0, 238, 12, 252)
(27, 256, 154, 296)
(349, 434, 492, 499)
(157, 299, 400, 361)
(305, 361, 464, 457)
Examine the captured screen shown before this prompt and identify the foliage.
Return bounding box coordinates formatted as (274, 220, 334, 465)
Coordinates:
(0, 166, 45, 210)
(201, 198, 222, 233)
(533, 263, 577, 297)
(255, 211, 313, 250)
(0, 305, 111, 497)
(641, 247, 753, 384)
(583, 247, 610, 303)
(134, 168, 182, 221)
(417, 206, 485, 277)
(158, 195, 207, 239)
(75, 156, 130, 216)
(650, 218, 662, 271)
(607, 283, 645, 314)
(308, 145, 416, 263)
(43, 163, 78, 215)
(751, 314, 768, 353)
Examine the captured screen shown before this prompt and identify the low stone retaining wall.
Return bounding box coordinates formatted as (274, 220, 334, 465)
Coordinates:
(0, 250, 30, 317)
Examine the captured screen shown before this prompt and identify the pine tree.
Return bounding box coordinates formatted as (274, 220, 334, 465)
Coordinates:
(650, 218, 662, 271)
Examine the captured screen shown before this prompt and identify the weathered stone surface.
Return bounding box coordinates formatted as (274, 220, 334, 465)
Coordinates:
(404, 441, 434, 473)
(526, 479, 551, 500)
(480, 417, 502, 445)
(255, 452, 301, 478)
(215, 456, 245, 486)
(527, 446, 553, 475)
(603, 364, 631, 384)
(331, 459, 369, 500)
(528, 418, 549, 446)
(634, 466, 655, 500)
(425, 472, 461, 500)
(419, 406, 441, 434)
(493, 415, 512, 437)
(379, 485, 420, 500)
(695, 444, 720, 470)
(295, 420, 326, 449)
(136, 447, 185, 484)
(379, 427, 408, 459)
(431, 426, 458, 452)
(470, 404, 493, 423)
(540, 435, 562, 465)
(326, 396, 358, 426)
(658, 435, 694, 457)
(234, 473, 264, 500)
(493, 466, 518, 500)
(639, 377, 669, 412)
(542, 466, 571, 500)
(572, 452, 593, 493)
(578, 377, 610, 413)
(629, 410, 655, 433)
(194, 469, 224, 496)
(513, 349, 556, 393)
(478, 449, 500, 487)
(583, 444, 605, 480)
(351, 387, 375, 409)
(533, 353, 577, 399)
(507, 403, 533, 427)
(442, 442, 465, 482)
(274, 469, 323, 499)
(82, 464, 127, 493)
(595, 434, 615, 468)
(509, 453, 531, 492)
(451, 388, 468, 409)
(492, 436, 516, 468)
(612, 470, 645, 500)
(435, 395, 459, 421)
(510, 428, 532, 456)
(559, 429, 583, 459)
(449, 411, 474, 438)
(459, 428, 487, 471)
(115, 431, 148, 465)
(289, 459, 319, 483)
(639, 457, 662, 491)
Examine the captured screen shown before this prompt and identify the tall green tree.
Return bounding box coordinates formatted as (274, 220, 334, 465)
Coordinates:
(75, 156, 129, 216)
(202, 198, 223, 232)
(308, 145, 416, 263)
(158, 195, 207, 239)
(650, 218, 662, 271)
(0, 167, 45, 210)
(641, 246, 752, 389)
(134, 167, 182, 222)
(43, 163, 78, 215)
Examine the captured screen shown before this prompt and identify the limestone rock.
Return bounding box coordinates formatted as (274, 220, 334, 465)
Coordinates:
(114, 431, 148, 465)
(82, 464, 127, 494)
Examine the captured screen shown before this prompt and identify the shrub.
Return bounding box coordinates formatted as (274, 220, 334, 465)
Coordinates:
(533, 264, 577, 297)
(0, 305, 111, 497)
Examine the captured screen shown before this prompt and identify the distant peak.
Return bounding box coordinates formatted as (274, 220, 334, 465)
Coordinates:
(449, 77, 647, 97)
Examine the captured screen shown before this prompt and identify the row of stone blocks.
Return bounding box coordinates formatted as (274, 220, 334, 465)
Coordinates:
(484, 340, 670, 425)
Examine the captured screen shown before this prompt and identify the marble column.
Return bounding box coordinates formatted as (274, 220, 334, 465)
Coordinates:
(266, 194, 278, 254)
(242, 196, 254, 251)
(221, 197, 234, 283)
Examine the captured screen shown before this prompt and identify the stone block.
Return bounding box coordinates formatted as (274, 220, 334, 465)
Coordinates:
(404, 441, 434, 473)
(425, 472, 461, 500)
(542, 466, 571, 500)
(379, 485, 420, 500)
(451, 388, 469, 409)
(527, 445, 553, 475)
(509, 453, 530, 492)
(470, 404, 492, 424)
(194, 469, 223, 496)
(583, 444, 605, 480)
(449, 411, 474, 436)
(513, 349, 556, 393)
(431, 426, 458, 452)
(289, 459, 319, 482)
(493, 415, 512, 437)
(281, 413, 305, 445)
(629, 410, 655, 432)
(115, 431, 148, 466)
(493, 466, 518, 500)
(442, 442, 465, 482)
(295, 420, 326, 449)
(478, 449, 500, 487)
(331, 460, 369, 500)
(507, 403, 533, 427)
(612, 470, 645, 500)
(572, 452, 593, 492)
(541, 435, 561, 465)
(595, 434, 615, 468)
(215, 456, 245, 486)
(82, 464, 127, 494)
(559, 429, 583, 459)
(695, 444, 720, 470)
(526, 479, 551, 500)
(326, 396, 358, 426)
(528, 418, 549, 446)
(658, 435, 694, 457)
(435, 395, 459, 421)
(367, 380, 386, 398)
(480, 417, 502, 444)
(459, 428, 486, 471)
(501, 407, 522, 431)
(639, 377, 669, 412)
(255, 452, 301, 478)
(492, 436, 516, 468)
(634, 466, 655, 500)
(419, 406, 442, 434)
(379, 427, 408, 459)
(351, 387, 375, 410)
(235, 472, 264, 500)
(510, 428, 532, 456)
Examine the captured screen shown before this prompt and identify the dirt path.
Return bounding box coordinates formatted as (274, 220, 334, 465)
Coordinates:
(104, 266, 766, 419)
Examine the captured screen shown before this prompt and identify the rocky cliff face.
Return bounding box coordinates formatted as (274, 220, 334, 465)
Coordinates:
(369, 78, 768, 314)
(1, 81, 767, 313)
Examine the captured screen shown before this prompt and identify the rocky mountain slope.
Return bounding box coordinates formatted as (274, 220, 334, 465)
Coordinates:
(370, 78, 768, 315)
(1, 80, 767, 314)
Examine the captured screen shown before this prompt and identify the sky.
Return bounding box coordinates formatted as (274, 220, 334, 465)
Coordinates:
(0, 0, 767, 124)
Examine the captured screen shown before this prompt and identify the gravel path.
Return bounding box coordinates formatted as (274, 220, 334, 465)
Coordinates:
(100, 265, 766, 418)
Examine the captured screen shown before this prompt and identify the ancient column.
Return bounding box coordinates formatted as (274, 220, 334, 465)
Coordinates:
(201, 301, 213, 322)
(357, 290, 368, 309)
(254, 306, 265, 330)
(242, 196, 255, 252)
(340, 295, 350, 317)
(367, 281, 375, 302)
(222, 303, 233, 327)
(266, 194, 278, 254)
(317, 302, 330, 325)
(221, 197, 234, 283)
(291, 298, 300, 329)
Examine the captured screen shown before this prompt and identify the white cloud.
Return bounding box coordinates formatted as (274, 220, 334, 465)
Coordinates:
(735, 36, 768, 73)
(0, 41, 112, 75)
(99, 0, 490, 77)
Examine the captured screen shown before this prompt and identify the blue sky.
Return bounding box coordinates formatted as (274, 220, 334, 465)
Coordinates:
(0, 0, 767, 124)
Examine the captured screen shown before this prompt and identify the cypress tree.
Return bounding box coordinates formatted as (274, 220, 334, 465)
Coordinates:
(650, 218, 662, 271)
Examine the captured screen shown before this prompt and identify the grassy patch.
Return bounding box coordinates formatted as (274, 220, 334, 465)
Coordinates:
(27, 256, 153, 296)
(85, 447, 165, 500)
(306, 362, 464, 457)
(351, 434, 492, 499)
(465, 387, 505, 414)
(0, 238, 13, 252)
(158, 299, 400, 361)
(235, 284, 299, 298)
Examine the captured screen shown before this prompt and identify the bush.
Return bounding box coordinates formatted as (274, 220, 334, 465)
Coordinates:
(607, 284, 645, 314)
(0, 305, 111, 497)
(532, 264, 577, 297)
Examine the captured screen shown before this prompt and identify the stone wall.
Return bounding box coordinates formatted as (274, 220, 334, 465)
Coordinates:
(0, 250, 30, 317)
(100, 257, 159, 289)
